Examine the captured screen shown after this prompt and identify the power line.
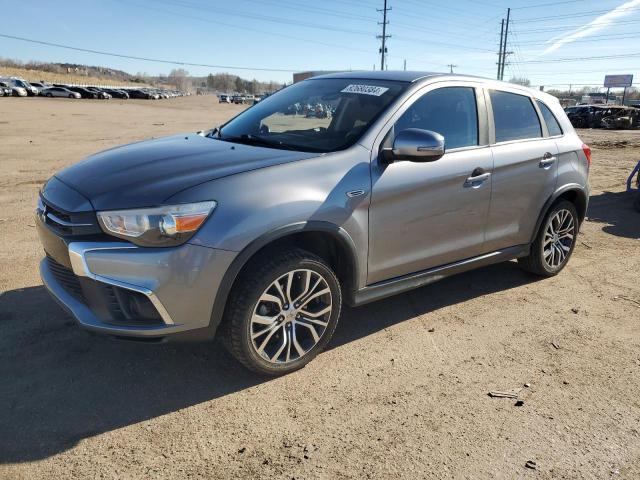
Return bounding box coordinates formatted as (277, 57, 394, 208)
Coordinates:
(513, 5, 640, 23)
(515, 32, 640, 46)
(513, 18, 640, 34)
(0, 33, 302, 72)
(511, 0, 587, 9)
(518, 52, 640, 64)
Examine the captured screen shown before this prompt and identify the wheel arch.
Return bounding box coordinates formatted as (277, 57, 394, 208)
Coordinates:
(207, 221, 359, 338)
(530, 184, 588, 244)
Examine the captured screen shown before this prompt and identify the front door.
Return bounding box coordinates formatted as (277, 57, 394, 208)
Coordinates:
(368, 86, 493, 284)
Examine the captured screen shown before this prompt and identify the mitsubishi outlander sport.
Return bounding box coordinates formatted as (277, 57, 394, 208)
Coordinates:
(36, 72, 590, 375)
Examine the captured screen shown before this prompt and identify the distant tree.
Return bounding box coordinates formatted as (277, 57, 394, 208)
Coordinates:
(234, 76, 244, 93)
(509, 77, 531, 87)
(206, 73, 215, 90)
(168, 68, 189, 90)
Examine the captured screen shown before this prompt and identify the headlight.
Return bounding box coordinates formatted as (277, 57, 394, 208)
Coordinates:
(97, 201, 216, 247)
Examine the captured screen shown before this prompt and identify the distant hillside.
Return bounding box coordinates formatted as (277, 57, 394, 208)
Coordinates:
(0, 66, 153, 88)
(0, 59, 284, 92)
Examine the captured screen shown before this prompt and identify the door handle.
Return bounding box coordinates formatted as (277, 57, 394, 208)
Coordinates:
(540, 152, 556, 168)
(464, 169, 491, 187)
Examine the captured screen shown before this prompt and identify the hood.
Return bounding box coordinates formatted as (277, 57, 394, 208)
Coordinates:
(55, 133, 318, 210)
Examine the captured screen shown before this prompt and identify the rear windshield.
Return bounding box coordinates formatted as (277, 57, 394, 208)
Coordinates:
(218, 78, 408, 152)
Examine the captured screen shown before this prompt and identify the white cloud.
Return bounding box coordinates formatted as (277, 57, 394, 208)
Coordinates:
(542, 0, 640, 54)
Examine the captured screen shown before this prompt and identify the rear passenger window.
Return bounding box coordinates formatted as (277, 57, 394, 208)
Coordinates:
(536, 100, 563, 136)
(394, 87, 478, 149)
(489, 90, 542, 143)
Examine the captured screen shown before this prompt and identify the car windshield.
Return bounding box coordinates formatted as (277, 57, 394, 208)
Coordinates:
(217, 78, 408, 152)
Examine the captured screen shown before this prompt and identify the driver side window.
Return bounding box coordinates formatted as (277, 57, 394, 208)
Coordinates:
(393, 87, 479, 150)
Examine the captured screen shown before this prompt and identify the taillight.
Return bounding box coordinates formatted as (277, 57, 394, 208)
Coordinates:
(582, 143, 592, 167)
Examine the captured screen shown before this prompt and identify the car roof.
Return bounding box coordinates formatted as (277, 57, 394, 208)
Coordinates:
(309, 70, 446, 83)
(307, 70, 560, 104)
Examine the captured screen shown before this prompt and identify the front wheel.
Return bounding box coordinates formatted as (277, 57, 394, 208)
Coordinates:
(518, 200, 578, 276)
(224, 248, 342, 376)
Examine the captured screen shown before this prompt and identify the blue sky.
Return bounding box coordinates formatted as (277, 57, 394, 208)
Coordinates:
(1, 0, 639, 91)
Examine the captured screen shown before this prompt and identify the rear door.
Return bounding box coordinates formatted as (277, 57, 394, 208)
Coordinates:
(368, 84, 493, 284)
(483, 89, 558, 251)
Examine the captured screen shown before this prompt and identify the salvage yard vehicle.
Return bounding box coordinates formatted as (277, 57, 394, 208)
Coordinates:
(0, 82, 11, 97)
(0, 77, 39, 96)
(36, 71, 590, 375)
(566, 104, 640, 130)
(103, 88, 130, 99)
(40, 86, 81, 99)
(66, 86, 99, 99)
(600, 106, 639, 129)
(0, 79, 28, 97)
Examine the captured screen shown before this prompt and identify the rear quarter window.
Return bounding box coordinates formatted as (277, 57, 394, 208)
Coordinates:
(490, 90, 542, 143)
(536, 100, 563, 136)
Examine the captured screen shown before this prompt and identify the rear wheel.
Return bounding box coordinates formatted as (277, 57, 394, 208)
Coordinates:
(224, 248, 341, 376)
(518, 200, 578, 277)
(68, 94, 74, 98)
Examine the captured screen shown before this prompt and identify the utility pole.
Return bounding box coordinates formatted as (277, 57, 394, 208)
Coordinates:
(403, 59, 406, 71)
(447, 64, 457, 74)
(497, 19, 504, 80)
(499, 8, 511, 81)
(377, 0, 391, 70)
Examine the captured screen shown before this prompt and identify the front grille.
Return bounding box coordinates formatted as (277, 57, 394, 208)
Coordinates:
(40, 196, 102, 237)
(47, 255, 84, 301)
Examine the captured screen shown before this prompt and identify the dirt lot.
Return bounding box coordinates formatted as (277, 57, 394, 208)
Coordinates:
(1, 96, 639, 479)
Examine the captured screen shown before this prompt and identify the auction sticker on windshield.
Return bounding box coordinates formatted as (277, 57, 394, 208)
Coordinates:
(341, 84, 389, 96)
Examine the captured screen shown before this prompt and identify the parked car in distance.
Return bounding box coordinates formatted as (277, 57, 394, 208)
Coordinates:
(232, 94, 245, 104)
(126, 89, 153, 99)
(84, 87, 111, 99)
(41, 86, 81, 99)
(0, 78, 28, 97)
(36, 71, 590, 375)
(0, 82, 13, 97)
(219, 94, 231, 103)
(103, 88, 129, 99)
(66, 86, 98, 99)
(17, 78, 39, 96)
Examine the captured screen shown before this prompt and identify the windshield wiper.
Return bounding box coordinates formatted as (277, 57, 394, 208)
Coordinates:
(219, 134, 292, 150)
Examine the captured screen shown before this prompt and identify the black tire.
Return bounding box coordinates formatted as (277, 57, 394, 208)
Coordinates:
(518, 200, 578, 277)
(46, 93, 52, 97)
(68, 94, 74, 98)
(223, 248, 342, 376)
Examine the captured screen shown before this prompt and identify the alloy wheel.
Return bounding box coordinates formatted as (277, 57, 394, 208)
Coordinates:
(250, 269, 332, 364)
(543, 208, 575, 269)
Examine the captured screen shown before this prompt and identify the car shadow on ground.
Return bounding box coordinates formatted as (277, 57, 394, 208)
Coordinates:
(0, 261, 537, 463)
(587, 190, 640, 240)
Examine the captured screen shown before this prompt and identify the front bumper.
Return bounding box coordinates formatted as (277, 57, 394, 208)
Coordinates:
(39, 235, 236, 338)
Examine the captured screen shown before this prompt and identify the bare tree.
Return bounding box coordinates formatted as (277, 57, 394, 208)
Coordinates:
(509, 77, 531, 87)
(168, 68, 189, 91)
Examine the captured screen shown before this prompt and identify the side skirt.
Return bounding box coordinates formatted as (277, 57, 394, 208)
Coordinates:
(352, 245, 530, 306)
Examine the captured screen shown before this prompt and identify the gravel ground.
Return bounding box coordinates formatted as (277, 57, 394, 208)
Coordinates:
(1, 96, 639, 479)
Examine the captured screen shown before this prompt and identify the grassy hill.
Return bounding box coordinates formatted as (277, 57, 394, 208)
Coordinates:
(0, 66, 152, 87)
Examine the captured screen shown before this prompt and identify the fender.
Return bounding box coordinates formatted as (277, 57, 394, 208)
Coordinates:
(203, 221, 359, 339)
(530, 183, 589, 244)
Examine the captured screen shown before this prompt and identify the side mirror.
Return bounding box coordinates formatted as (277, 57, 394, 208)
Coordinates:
(387, 128, 445, 162)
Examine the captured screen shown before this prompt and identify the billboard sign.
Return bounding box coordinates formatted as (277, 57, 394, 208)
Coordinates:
(604, 74, 633, 88)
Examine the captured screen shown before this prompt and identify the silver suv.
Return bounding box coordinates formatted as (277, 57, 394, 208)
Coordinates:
(36, 72, 590, 375)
